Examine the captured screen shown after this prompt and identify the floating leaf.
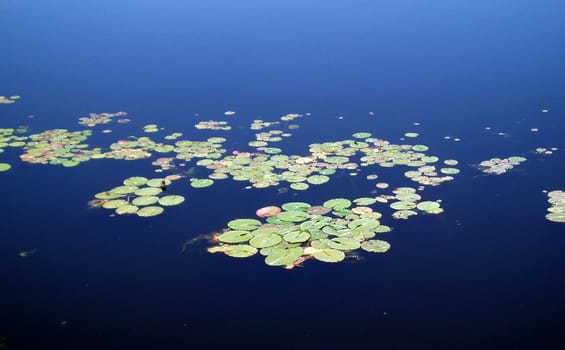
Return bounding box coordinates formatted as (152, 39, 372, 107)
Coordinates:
(283, 230, 311, 243)
(328, 237, 361, 250)
(249, 232, 283, 248)
(158, 195, 185, 206)
(137, 206, 164, 217)
(265, 247, 303, 266)
(132, 196, 159, 206)
(277, 210, 310, 223)
(134, 187, 163, 196)
(312, 248, 345, 263)
(218, 230, 253, 243)
(190, 178, 214, 188)
(123, 176, 148, 186)
(416, 201, 440, 211)
(0, 163, 11, 172)
(115, 204, 139, 215)
(323, 198, 352, 210)
(361, 240, 391, 253)
(281, 202, 311, 211)
(224, 245, 258, 258)
(227, 219, 262, 231)
(307, 175, 330, 185)
(110, 185, 139, 195)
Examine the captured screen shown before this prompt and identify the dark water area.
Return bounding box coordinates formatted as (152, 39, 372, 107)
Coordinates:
(1, 1, 565, 349)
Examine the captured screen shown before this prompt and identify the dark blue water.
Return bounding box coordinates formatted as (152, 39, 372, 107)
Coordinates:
(1, 1, 565, 349)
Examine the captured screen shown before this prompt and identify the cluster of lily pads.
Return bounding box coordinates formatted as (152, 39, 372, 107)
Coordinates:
(208, 200, 392, 268)
(90, 176, 184, 217)
(143, 124, 160, 133)
(250, 119, 280, 130)
(477, 156, 527, 175)
(19, 129, 99, 167)
(0, 95, 20, 104)
(546, 190, 565, 223)
(78, 112, 128, 127)
(194, 120, 231, 131)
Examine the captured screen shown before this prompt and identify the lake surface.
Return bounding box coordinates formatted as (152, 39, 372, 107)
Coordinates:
(1, 1, 565, 349)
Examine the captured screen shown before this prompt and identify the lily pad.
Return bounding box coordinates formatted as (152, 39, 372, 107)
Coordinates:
(546, 212, 565, 223)
(281, 202, 311, 211)
(158, 195, 185, 206)
(218, 230, 253, 243)
(361, 239, 391, 253)
(224, 245, 258, 258)
(265, 247, 303, 266)
(134, 187, 163, 196)
(416, 201, 440, 211)
(307, 175, 330, 185)
(249, 232, 283, 248)
(227, 219, 262, 231)
(132, 196, 159, 206)
(0, 163, 11, 172)
(277, 210, 311, 223)
(123, 176, 148, 186)
(190, 178, 214, 188)
(328, 237, 361, 251)
(115, 204, 139, 215)
(137, 206, 164, 217)
(323, 198, 352, 210)
(312, 248, 345, 263)
(283, 230, 311, 243)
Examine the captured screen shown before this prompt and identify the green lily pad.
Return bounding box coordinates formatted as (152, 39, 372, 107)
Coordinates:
(546, 212, 565, 223)
(307, 175, 330, 185)
(134, 187, 163, 196)
(348, 218, 380, 232)
(146, 178, 172, 187)
(352, 132, 372, 139)
(103, 199, 130, 209)
(95, 191, 123, 200)
(353, 197, 377, 206)
(283, 230, 311, 243)
(123, 176, 148, 186)
(224, 244, 258, 258)
(218, 230, 253, 243)
(190, 178, 214, 188)
(390, 201, 417, 210)
(158, 195, 185, 206)
(312, 248, 345, 263)
(416, 201, 440, 211)
(440, 168, 460, 175)
(132, 196, 159, 206)
(115, 204, 139, 215)
(290, 182, 309, 190)
(137, 206, 164, 217)
(277, 210, 311, 223)
(281, 202, 311, 211)
(323, 198, 352, 210)
(0, 163, 12, 172)
(249, 232, 283, 248)
(361, 239, 391, 253)
(508, 156, 527, 163)
(328, 237, 361, 251)
(412, 145, 429, 152)
(265, 247, 303, 266)
(227, 218, 262, 231)
(110, 185, 139, 195)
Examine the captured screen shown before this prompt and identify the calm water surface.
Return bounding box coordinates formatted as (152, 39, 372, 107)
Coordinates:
(1, 1, 565, 349)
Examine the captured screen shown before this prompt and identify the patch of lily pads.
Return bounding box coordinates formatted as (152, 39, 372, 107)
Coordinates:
(546, 190, 565, 223)
(89, 176, 184, 217)
(208, 199, 393, 269)
(477, 156, 527, 175)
